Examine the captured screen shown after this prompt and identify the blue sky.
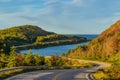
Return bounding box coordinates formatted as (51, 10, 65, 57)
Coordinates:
(0, 0, 120, 34)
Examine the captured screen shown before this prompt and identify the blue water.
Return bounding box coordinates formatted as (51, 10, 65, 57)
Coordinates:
(21, 34, 98, 56)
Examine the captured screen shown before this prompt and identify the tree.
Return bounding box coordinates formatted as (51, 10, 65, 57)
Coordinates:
(39, 55, 45, 65)
(61, 52, 66, 57)
(0, 54, 7, 68)
(66, 49, 71, 56)
(16, 54, 25, 66)
(7, 46, 17, 68)
(25, 50, 35, 66)
(34, 52, 45, 66)
(48, 54, 64, 66)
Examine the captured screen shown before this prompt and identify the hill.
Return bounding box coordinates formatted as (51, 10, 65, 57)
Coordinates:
(0, 25, 54, 54)
(67, 20, 120, 79)
(88, 20, 120, 79)
(0, 25, 87, 54)
(68, 20, 120, 59)
(88, 20, 120, 59)
(0, 25, 54, 45)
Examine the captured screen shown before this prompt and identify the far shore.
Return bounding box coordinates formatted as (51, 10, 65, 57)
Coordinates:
(15, 40, 90, 53)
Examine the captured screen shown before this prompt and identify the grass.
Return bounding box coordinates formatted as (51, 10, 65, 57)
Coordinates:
(0, 58, 94, 80)
(0, 68, 48, 80)
(93, 69, 110, 80)
(0, 64, 93, 80)
(0, 63, 93, 80)
(63, 59, 94, 68)
(0, 69, 24, 80)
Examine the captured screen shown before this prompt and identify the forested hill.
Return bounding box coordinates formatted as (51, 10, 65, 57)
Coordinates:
(68, 20, 120, 59)
(0, 25, 54, 44)
(88, 20, 120, 58)
(67, 20, 120, 79)
(0, 25, 54, 54)
(0, 25, 87, 54)
(87, 20, 120, 79)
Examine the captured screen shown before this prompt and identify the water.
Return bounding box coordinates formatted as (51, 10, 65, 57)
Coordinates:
(21, 34, 98, 56)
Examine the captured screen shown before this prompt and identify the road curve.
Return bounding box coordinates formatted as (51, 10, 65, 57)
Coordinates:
(5, 60, 110, 80)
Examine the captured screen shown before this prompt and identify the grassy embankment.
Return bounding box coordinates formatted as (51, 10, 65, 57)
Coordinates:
(0, 57, 93, 80)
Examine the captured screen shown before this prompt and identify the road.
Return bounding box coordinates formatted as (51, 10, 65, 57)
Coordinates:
(5, 60, 110, 80)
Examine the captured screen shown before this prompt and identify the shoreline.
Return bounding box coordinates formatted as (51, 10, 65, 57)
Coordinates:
(16, 40, 90, 53)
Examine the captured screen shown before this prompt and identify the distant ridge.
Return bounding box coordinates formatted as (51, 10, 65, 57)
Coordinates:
(0, 25, 54, 45)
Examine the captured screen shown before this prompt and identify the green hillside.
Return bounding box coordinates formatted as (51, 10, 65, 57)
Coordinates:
(0, 25, 54, 45)
(0, 25, 54, 54)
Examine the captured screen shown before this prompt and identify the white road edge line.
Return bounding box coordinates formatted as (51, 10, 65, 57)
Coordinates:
(86, 72, 95, 80)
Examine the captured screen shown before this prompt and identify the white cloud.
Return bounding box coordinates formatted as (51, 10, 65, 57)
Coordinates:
(71, 0, 83, 6)
(44, 0, 59, 5)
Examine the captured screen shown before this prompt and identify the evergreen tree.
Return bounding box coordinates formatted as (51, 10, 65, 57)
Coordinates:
(25, 50, 35, 66)
(34, 52, 41, 66)
(7, 46, 16, 68)
(67, 49, 71, 56)
(61, 52, 66, 57)
(0, 54, 7, 68)
(39, 54, 45, 65)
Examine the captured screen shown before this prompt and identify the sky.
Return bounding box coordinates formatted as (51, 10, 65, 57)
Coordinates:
(0, 0, 120, 34)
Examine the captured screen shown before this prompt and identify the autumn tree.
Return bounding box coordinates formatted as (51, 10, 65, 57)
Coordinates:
(48, 54, 64, 66)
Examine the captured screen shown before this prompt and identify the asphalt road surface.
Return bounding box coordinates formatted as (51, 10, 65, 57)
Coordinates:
(5, 60, 110, 80)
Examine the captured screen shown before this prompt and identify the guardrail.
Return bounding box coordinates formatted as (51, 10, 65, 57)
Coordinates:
(0, 67, 22, 73)
(0, 66, 84, 74)
(0, 66, 48, 73)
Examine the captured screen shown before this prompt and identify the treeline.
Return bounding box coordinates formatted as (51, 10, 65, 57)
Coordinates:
(67, 20, 120, 79)
(0, 47, 65, 69)
(16, 34, 87, 50)
(35, 34, 86, 43)
(0, 47, 93, 69)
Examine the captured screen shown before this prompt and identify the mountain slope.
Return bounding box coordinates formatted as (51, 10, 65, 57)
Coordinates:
(68, 20, 120, 60)
(89, 20, 120, 58)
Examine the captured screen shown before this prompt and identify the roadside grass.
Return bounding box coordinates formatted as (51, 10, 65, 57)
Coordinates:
(0, 68, 49, 80)
(93, 69, 110, 80)
(0, 58, 94, 80)
(62, 58, 94, 68)
(0, 69, 24, 80)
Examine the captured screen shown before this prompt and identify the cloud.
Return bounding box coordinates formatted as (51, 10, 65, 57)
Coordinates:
(44, 0, 59, 5)
(71, 0, 83, 6)
(0, 0, 118, 34)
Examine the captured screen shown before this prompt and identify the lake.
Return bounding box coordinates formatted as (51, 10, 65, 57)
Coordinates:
(21, 34, 98, 56)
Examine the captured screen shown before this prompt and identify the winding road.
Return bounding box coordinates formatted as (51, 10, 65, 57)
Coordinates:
(5, 60, 110, 80)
